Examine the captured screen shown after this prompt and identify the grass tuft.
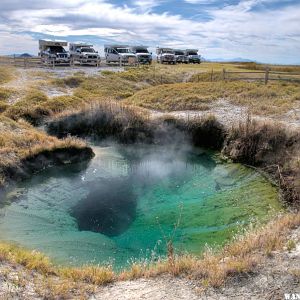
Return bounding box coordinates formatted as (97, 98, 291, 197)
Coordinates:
(0, 66, 14, 84)
(61, 266, 114, 285)
(0, 243, 54, 274)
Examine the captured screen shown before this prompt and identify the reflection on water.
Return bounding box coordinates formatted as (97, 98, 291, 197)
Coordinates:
(0, 143, 281, 268)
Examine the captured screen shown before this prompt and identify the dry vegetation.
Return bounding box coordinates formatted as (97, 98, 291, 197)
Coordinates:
(237, 62, 300, 73)
(0, 66, 14, 85)
(1, 63, 299, 125)
(0, 116, 93, 187)
(124, 81, 300, 115)
(46, 101, 153, 143)
(4, 89, 85, 125)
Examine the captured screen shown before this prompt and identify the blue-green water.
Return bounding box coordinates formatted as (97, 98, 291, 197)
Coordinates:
(0, 144, 281, 268)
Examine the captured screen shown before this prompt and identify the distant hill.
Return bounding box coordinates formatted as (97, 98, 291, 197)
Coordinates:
(203, 57, 255, 63)
(7, 53, 34, 58)
(19, 53, 33, 58)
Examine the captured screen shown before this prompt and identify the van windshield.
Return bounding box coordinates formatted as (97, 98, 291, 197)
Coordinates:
(49, 46, 66, 53)
(188, 52, 198, 55)
(175, 51, 184, 55)
(135, 49, 148, 53)
(81, 48, 95, 53)
(116, 48, 130, 53)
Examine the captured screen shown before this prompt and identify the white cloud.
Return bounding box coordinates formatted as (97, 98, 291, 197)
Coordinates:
(0, 0, 299, 63)
(0, 31, 36, 54)
(184, 0, 215, 3)
(132, 0, 164, 12)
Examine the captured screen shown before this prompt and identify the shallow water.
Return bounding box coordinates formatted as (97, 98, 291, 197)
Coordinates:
(0, 143, 281, 268)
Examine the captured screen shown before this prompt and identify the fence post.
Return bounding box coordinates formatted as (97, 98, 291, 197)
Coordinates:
(210, 69, 214, 82)
(265, 67, 269, 85)
(223, 68, 226, 81)
(197, 74, 200, 82)
(160, 75, 163, 84)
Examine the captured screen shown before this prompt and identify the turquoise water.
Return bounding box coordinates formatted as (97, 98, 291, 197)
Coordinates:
(0, 144, 281, 268)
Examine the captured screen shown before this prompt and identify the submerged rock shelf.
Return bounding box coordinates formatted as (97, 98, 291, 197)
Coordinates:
(0, 143, 281, 268)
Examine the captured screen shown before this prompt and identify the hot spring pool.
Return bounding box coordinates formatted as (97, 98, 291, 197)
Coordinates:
(0, 144, 281, 268)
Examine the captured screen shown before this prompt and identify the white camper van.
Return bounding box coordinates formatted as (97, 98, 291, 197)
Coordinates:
(39, 40, 70, 65)
(174, 49, 188, 64)
(185, 49, 201, 64)
(156, 48, 176, 64)
(69, 43, 100, 65)
(104, 45, 137, 65)
(130, 46, 152, 64)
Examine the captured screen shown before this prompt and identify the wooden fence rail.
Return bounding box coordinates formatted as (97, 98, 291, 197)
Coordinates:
(0, 56, 138, 68)
(223, 68, 300, 84)
(0, 56, 43, 68)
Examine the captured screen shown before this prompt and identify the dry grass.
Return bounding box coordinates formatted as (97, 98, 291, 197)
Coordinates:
(237, 62, 300, 73)
(0, 243, 54, 275)
(0, 87, 14, 102)
(0, 116, 92, 186)
(46, 101, 153, 143)
(5, 89, 86, 125)
(0, 66, 14, 85)
(60, 266, 114, 285)
(124, 81, 300, 115)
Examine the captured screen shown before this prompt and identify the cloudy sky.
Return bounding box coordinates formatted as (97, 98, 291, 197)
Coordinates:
(0, 0, 299, 64)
